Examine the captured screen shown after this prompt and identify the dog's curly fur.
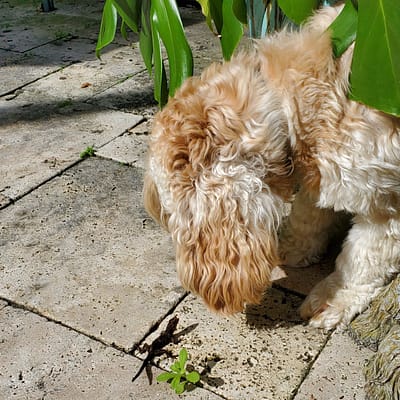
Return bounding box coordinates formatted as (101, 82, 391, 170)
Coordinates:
(144, 4, 400, 329)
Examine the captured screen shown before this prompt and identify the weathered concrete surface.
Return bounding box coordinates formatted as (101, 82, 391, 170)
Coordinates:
(0, 0, 102, 52)
(0, 37, 120, 97)
(144, 292, 328, 400)
(294, 331, 370, 400)
(1, 46, 147, 113)
(0, 158, 184, 351)
(97, 120, 152, 169)
(0, 103, 142, 200)
(0, 305, 222, 399)
(88, 69, 158, 118)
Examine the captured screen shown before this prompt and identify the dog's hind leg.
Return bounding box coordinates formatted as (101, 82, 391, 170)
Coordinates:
(300, 215, 400, 329)
(279, 188, 347, 267)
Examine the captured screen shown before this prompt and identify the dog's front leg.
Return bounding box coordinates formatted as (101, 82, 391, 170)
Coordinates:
(300, 216, 400, 329)
(279, 188, 344, 267)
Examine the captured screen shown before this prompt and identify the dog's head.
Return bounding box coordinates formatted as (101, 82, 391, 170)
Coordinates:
(144, 56, 293, 314)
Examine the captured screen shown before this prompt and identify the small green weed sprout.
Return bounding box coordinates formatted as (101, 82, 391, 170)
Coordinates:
(79, 146, 95, 159)
(157, 348, 200, 394)
(54, 30, 68, 40)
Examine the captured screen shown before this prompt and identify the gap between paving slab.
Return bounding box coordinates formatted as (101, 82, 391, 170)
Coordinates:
(0, 37, 103, 97)
(1, 45, 150, 121)
(0, 305, 223, 400)
(142, 292, 329, 400)
(0, 157, 185, 351)
(0, 103, 143, 201)
(293, 330, 371, 400)
(0, 0, 104, 53)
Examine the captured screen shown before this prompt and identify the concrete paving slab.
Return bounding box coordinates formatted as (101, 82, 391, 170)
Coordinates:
(0, 0, 33, 21)
(0, 193, 12, 209)
(294, 330, 371, 400)
(0, 51, 61, 97)
(0, 102, 142, 199)
(0, 38, 99, 96)
(147, 291, 328, 400)
(0, 305, 221, 399)
(1, 45, 147, 108)
(96, 131, 149, 170)
(97, 120, 151, 169)
(0, 8, 100, 52)
(50, 0, 105, 23)
(0, 158, 184, 351)
(88, 70, 157, 118)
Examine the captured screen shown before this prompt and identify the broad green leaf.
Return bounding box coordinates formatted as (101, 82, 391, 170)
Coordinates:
(170, 375, 182, 392)
(174, 381, 186, 394)
(178, 348, 188, 367)
(156, 372, 175, 382)
(196, 0, 213, 31)
(96, 0, 117, 57)
(151, 0, 193, 98)
(186, 371, 201, 383)
(139, 0, 153, 73)
(209, 0, 223, 33)
(110, 0, 141, 33)
(349, 0, 400, 116)
(120, 20, 128, 40)
(277, 0, 319, 25)
(329, 0, 358, 57)
(232, 0, 247, 24)
(150, 4, 168, 106)
(221, 0, 244, 60)
(170, 361, 182, 373)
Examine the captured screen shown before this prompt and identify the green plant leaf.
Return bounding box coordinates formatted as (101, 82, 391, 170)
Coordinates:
(170, 375, 182, 392)
(221, 0, 244, 60)
(209, 0, 223, 33)
(110, 0, 141, 33)
(186, 371, 201, 384)
(174, 381, 186, 394)
(232, 0, 247, 24)
(277, 0, 319, 25)
(179, 348, 188, 367)
(349, 0, 400, 116)
(120, 20, 128, 40)
(151, 0, 193, 98)
(170, 361, 182, 373)
(96, 0, 117, 57)
(329, 0, 358, 57)
(196, 0, 213, 31)
(150, 3, 168, 106)
(246, 0, 267, 38)
(156, 372, 176, 382)
(139, 0, 153, 73)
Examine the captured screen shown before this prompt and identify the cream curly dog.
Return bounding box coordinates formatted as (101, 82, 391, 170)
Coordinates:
(143, 5, 400, 329)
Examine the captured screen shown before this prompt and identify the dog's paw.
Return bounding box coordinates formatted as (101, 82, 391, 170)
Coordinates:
(300, 300, 346, 330)
(300, 273, 378, 330)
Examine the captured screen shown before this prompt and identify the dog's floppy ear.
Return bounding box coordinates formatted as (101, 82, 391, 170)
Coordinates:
(168, 160, 284, 314)
(143, 173, 169, 230)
